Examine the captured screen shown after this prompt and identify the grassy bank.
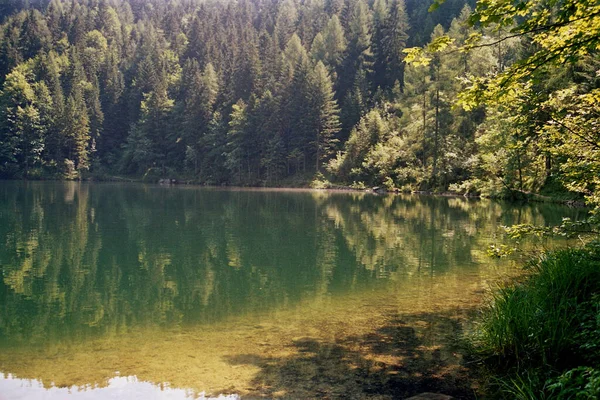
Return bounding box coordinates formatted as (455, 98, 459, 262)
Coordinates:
(470, 245, 600, 399)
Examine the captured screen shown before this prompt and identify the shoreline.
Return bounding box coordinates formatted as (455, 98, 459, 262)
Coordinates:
(1, 177, 588, 207)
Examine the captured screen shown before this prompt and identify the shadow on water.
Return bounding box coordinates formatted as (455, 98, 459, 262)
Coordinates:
(226, 308, 477, 399)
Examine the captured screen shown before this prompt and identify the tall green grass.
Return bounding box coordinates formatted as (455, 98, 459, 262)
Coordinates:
(471, 247, 600, 398)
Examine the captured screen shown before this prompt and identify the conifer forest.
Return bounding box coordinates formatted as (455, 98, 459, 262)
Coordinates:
(0, 0, 599, 200)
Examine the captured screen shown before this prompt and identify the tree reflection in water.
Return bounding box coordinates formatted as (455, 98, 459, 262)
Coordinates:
(0, 182, 585, 397)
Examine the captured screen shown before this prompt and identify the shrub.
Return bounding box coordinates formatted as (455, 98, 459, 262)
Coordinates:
(547, 367, 600, 399)
(471, 246, 600, 397)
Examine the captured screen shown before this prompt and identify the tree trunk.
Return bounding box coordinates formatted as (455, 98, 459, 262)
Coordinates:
(432, 86, 440, 186)
(422, 87, 427, 166)
(316, 130, 320, 173)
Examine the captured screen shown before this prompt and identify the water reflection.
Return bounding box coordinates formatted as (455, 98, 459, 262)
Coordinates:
(0, 374, 238, 400)
(0, 182, 586, 397)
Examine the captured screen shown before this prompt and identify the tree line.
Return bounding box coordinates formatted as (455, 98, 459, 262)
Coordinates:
(0, 0, 480, 186)
(1, 0, 597, 200)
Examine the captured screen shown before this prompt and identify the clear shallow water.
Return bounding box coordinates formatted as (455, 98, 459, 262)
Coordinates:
(0, 182, 586, 399)
(0, 374, 238, 400)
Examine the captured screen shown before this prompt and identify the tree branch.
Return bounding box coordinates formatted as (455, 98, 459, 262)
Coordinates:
(465, 11, 600, 51)
(546, 115, 600, 151)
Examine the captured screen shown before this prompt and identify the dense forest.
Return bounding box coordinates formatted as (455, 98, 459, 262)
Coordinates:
(0, 0, 598, 199)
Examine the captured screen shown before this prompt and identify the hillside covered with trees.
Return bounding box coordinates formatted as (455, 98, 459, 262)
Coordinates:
(0, 0, 598, 201)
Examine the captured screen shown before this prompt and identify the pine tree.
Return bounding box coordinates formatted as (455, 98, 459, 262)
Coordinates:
(123, 75, 174, 175)
(46, 0, 65, 40)
(258, 90, 286, 184)
(274, 0, 299, 49)
(121, 122, 155, 175)
(38, 50, 65, 166)
(225, 99, 249, 183)
(98, 46, 125, 164)
(19, 10, 51, 60)
(322, 15, 346, 71)
(200, 111, 228, 183)
(346, 0, 373, 71)
(311, 61, 341, 172)
(97, 2, 122, 46)
(338, 0, 373, 134)
(282, 33, 309, 81)
(325, 0, 344, 16)
(297, 0, 328, 46)
(310, 32, 327, 64)
(85, 78, 103, 169)
(179, 60, 219, 175)
(259, 31, 282, 92)
(382, 0, 409, 91)
(286, 49, 313, 173)
(371, 0, 389, 91)
(231, 33, 261, 102)
(428, 24, 453, 187)
(64, 91, 91, 173)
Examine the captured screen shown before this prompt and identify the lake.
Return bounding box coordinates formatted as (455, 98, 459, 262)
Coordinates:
(0, 182, 586, 399)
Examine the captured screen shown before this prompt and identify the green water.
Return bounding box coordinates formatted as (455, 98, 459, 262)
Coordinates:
(0, 182, 586, 399)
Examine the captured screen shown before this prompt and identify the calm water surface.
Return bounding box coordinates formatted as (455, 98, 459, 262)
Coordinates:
(0, 182, 586, 399)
